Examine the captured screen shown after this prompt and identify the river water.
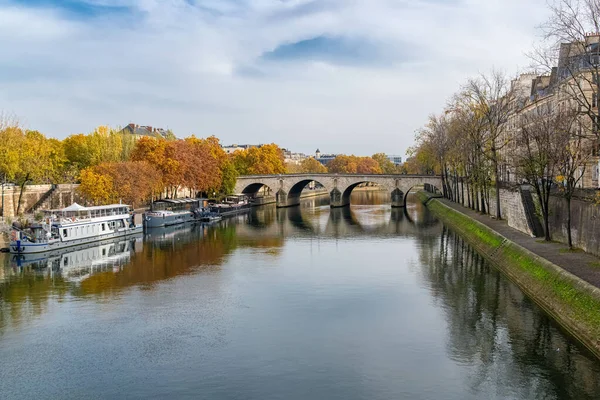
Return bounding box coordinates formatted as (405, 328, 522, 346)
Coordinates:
(1, 192, 600, 400)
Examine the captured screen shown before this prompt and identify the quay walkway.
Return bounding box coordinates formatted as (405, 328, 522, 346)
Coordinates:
(434, 197, 600, 289)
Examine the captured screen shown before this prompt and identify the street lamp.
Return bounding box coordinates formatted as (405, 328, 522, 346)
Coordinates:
(1, 174, 5, 221)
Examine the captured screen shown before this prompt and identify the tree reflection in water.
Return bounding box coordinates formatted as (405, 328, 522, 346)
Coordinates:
(417, 226, 600, 399)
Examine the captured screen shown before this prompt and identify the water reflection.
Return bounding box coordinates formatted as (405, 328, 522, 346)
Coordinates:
(418, 226, 600, 399)
(1, 192, 599, 399)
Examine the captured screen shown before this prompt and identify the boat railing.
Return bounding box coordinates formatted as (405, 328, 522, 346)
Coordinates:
(11, 225, 38, 243)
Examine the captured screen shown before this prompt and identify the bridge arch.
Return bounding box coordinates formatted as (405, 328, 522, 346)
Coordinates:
(240, 182, 276, 206)
(279, 178, 329, 208)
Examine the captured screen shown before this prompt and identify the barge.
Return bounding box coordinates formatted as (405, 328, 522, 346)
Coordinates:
(10, 203, 142, 254)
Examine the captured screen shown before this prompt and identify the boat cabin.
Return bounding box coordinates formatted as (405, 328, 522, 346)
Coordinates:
(150, 198, 208, 212)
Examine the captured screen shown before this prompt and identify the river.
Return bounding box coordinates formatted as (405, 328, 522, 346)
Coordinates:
(1, 192, 599, 399)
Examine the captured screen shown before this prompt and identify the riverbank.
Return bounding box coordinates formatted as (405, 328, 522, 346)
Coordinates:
(417, 191, 600, 359)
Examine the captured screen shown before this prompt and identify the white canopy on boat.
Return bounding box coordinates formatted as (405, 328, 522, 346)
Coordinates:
(44, 203, 132, 213)
(62, 203, 87, 212)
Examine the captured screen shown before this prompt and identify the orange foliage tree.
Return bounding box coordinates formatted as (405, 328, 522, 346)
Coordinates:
(299, 157, 327, 173)
(232, 143, 286, 175)
(327, 155, 383, 174)
(78, 161, 161, 207)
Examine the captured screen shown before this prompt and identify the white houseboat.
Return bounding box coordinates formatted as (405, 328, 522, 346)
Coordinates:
(10, 203, 142, 254)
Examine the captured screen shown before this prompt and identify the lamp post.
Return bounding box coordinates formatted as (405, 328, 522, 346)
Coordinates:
(1, 174, 4, 221)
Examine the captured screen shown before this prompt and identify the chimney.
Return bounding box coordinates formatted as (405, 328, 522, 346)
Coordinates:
(147, 126, 153, 133)
(128, 123, 135, 129)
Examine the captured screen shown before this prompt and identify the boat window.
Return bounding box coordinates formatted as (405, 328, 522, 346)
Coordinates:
(63, 229, 67, 237)
(102, 223, 106, 231)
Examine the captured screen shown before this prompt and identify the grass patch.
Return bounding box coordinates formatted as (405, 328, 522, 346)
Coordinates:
(588, 262, 600, 268)
(559, 247, 584, 254)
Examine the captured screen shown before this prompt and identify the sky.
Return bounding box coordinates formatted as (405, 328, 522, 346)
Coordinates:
(0, 0, 550, 157)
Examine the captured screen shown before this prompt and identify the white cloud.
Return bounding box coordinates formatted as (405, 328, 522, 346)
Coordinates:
(0, 0, 549, 156)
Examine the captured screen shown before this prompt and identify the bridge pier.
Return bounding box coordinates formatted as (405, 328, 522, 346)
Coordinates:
(391, 188, 405, 208)
(329, 188, 349, 208)
(276, 190, 301, 208)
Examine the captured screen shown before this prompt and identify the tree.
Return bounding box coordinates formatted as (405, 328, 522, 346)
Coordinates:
(299, 157, 327, 173)
(130, 136, 182, 197)
(356, 157, 382, 174)
(534, 0, 600, 137)
(556, 120, 593, 248)
(79, 161, 161, 207)
(464, 71, 516, 219)
(78, 168, 115, 205)
(515, 103, 579, 241)
(327, 155, 358, 173)
(372, 153, 397, 174)
(232, 144, 286, 175)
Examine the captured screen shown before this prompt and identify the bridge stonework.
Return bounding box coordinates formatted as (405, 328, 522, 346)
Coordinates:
(234, 174, 442, 208)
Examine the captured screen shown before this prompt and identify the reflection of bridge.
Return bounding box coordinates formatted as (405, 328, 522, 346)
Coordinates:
(233, 202, 442, 239)
(234, 174, 442, 208)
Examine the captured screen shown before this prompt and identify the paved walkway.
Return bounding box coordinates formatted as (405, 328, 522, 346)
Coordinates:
(436, 197, 600, 289)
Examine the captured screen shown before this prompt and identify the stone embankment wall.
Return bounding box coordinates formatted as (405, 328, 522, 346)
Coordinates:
(451, 185, 536, 236)
(418, 191, 600, 360)
(547, 196, 600, 257)
(453, 184, 600, 256)
(1, 184, 83, 218)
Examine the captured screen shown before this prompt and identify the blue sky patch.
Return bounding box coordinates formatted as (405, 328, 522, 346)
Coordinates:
(8, 0, 131, 18)
(261, 36, 388, 66)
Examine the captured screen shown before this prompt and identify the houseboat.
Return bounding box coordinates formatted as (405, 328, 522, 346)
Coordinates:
(143, 198, 207, 228)
(11, 234, 142, 276)
(208, 195, 252, 217)
(9, 203, 142, 254)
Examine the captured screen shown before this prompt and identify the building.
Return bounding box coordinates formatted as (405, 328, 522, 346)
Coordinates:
(283, 149, 309, 165)
(386, 155, 403, 166)
(315, 149, 338, 166)
(498, 34, 600, 189)
(118, 123, 173, 139)
(221, 144, 261, 154)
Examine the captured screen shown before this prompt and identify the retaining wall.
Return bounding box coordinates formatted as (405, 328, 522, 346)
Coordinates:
(418, 192, 600, 360)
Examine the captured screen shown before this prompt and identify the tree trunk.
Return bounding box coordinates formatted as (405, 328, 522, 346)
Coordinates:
(566, 195, 573, 249)
(480, 188, 486, 214)
(543, 202, 551, 242)
(16, 173, 31, 216)
(494, 173, 501, 219)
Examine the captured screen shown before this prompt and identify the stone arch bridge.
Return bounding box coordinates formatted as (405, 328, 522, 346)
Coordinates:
(234, 174, 442, 208)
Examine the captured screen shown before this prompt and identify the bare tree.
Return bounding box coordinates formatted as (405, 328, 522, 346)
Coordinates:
(556, 119, 593, 248)
(516, 102, 580, 241)
(416, 114, 451, 197)
(464, 71, 517, 219)
(531, 1, 600, 179)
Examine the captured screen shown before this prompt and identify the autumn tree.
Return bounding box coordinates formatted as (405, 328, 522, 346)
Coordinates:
(79, 161, 161, 207)
(299, 157, 327, 173)
(356, 157, 382, 174)
(372, 153, 397, 174)
(464, 71, 516, 219)
(327, 155, 358, 174)
(232, 144, 286, 175)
